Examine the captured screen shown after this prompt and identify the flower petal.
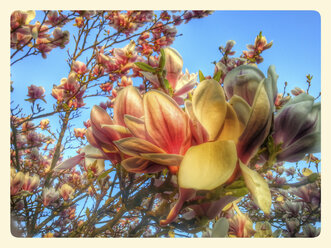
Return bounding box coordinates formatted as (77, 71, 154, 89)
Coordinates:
(223, 65, 265, 105)
(160, 188, 196, 226)
(178, 140, 237, 190)
(113, 86, 143, 126)
(54, 153, 85, 171)
(114, 137, 166, 157)
(121, 157, 165, 173)
(217, 103, 243, 143)
(124, 114, 146, 139)
(140, 153, 183, 166)
(90, 105, 121, 141)
(101, 124, 131, 136)
(239, 161, 271, 214)
(237, 81, 272, 163)
(277, 131, 321, 162)
(185, 100, 209, 144)
(144, 90, 191, 154)
(229, 95, 251, 126)
(192, 79, 227, 141)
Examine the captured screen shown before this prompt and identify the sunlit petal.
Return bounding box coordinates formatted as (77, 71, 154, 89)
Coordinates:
(113, 86, 143, 126)
(192, 79, 227, 141)
(124, 114, 146, 139)
(239, 161, 271, 214)
(217, 103, 243, 143)
(144, 90, 191, 154)
(178, 140, 237, 190)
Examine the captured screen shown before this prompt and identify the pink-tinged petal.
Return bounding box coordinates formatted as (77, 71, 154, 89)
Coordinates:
(185, 100, 209, 144)
(191, 195, 238, 219)
(121, 157, 165, 173)
(192, 79, 227, 141)
(164, 47, 183, 89)
(86, 127, 99, 148)
(140, 71, 160, 87)
(140, 153, 183, 166)
(114, 137, 166, 157)
(113, 86, 143, 126)
(237, 81, 272, 164)
(217, 103, 243, 143)
(124, 115, 146, 140)
(239, 161, 271, 214)
(54, 153, 85, 171)
(101, 124, 131, 137)
(90, 105, 121, 141)
(178, 140, 237, 190)
(173, 80, 196, 97)
(144, 90, 191, 154)
(160, 188, 196, 226)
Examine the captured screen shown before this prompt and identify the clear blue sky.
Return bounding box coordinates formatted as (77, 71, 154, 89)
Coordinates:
(11, 10, 321, 158)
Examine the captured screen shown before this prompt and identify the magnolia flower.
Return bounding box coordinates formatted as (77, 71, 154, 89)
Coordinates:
(273, 93, 321, 162)
(113, 87, 191, 174)
(10, 171, 25, 195)
(54, 145, 105, 174)
(141, 47, 197, 105)
(59, 184, 74, 200)
(40, 119, 50, 130)
(161, 65, 277, 225)
(26, 84, 46, 103)
(72, 60, 88, 75)
(43, 187, 59, 206)
(22, 173, 40, 192)
(74, 128, 86, 139)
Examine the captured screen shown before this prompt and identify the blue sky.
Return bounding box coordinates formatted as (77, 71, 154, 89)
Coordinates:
(11, 10, 321, 158)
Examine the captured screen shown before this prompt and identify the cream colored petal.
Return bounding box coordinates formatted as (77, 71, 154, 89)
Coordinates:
(229, 95, 251, 126)
(178, 140, 237, 190)
(140, 153, 183, 166)
(124, 114, 146, 139)
(192, 79, 227, 141)
(25, 10, 36, 24)
(217, 103, 243, 143)
(114, 137, 166, 157)
(239, 160, 271, 214)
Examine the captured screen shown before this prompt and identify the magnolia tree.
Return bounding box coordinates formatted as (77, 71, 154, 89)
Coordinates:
(10, 10, 321, 238)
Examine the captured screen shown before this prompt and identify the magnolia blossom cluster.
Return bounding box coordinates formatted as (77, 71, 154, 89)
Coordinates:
(10, 169, 40, 195)
(55, 47, 320, 228)
(106, 11, 154, 36)
(51, 72, 86, 109)
(11, 10, 70, 58)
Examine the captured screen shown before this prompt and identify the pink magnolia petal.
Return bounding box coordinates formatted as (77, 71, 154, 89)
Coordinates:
(160, 188, 196, 226)
(114, 137, 166, 157)
(121, 157, 165, 173)
(113, 86, 143, 126)
(54, 153, 85, 171)
(140, 153, 183, 166)
(124, 115, 146, 140)
(90, 105, 121, 141)
(144, 90, 191, 155)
